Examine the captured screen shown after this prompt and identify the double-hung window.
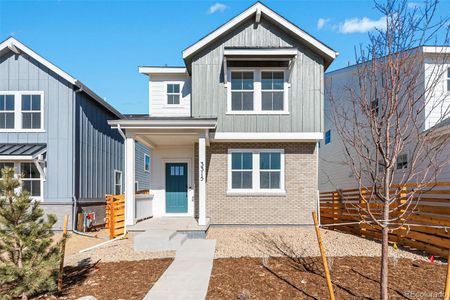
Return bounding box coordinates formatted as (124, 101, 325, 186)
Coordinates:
(114, 170, 123, 195)
(261, 71, 284, 111)
(229, 149, 284, 193)
(228, 69, 288, 114)
(231, 72, 254, 111)
(167, 84, 181, 105)
(0, 94, 15, 129)
(0, 91, 44, 131)
(144, 154, 151, 172)
(21, 162, 41, 197)
(396, 153, 408, 170)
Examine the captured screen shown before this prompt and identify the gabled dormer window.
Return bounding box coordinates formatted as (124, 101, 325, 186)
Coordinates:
(0, 92, 44, 131)
(167, 84, 181, 105)
(227, 68, 288, 114)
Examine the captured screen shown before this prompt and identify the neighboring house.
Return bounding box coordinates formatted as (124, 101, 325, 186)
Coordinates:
(109, 2, 337, 226)
(0, 37, 150, 229)
(319, 46, 450, 192)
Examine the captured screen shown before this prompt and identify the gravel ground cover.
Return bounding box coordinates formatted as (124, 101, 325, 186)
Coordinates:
(206, 256, 445, 299)
(206, 227, 427, 260)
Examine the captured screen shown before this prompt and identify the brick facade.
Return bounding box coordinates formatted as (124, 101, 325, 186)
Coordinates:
(195, 142, 318, 225)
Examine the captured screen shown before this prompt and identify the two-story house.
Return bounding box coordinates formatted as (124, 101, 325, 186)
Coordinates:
(109, 2, 337, 226)
(0, 37, 150, 229)
(319, 46, 450, 192)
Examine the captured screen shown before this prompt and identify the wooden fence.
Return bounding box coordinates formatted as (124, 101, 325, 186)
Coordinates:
(105, 194, 125, 239)
(320, 182, 450, 257)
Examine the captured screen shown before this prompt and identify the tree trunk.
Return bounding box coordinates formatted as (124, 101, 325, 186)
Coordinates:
(380, 225, 389, 299)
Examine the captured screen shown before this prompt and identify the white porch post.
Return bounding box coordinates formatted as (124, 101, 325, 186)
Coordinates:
(125, 137, 136, 226)
(198, 135, 206, 226)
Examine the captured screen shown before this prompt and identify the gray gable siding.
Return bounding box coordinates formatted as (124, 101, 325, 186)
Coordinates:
(75, 92, 124, 202)
(135, 142, 150, 191)
(191, 17, 324, 133)
(0, 50, 74, 203)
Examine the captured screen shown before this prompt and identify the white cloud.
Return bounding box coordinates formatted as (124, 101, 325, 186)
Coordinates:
(317, 18, 330, 30)
(407, 2, 423, 9)
(339, 16, 387, 34)
(208, 3, 228, 14)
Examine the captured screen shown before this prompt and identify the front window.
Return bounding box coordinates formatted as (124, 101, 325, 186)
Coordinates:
(167, 84, 180, 105)
(144, 154, 151, 172)
(0, 92, 44, 131)
(261, 71, 284, 111)
(21, 162, 41, 197)
(396, 153, 408, 170)
(22, 94, 41, 129)
(231, 72, 254, 111)
(229, 149, 284, 192)
(0, 95, 15, 129)
(114, 170, 122, 195)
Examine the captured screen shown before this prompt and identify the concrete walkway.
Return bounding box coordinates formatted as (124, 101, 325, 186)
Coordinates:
(144, 239, 216, 300)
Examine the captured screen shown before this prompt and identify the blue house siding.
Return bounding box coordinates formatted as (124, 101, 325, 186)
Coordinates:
(135, 142, 150, 191)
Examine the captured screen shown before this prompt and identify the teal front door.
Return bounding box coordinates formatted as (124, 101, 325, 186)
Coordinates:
(165, 163, 188, 213)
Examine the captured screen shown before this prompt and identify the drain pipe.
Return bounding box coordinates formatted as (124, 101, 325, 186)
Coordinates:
(79, 124, 128, 253)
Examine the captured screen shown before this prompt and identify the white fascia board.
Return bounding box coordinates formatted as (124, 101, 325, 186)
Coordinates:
(108, 119, 217, 129)
(211, 132, 324, 141)
(182, 2, 337, 62)
(224, 48, 298, 56)
(0, 155, 33, 160)
(422, 46, 450, 54)
(138, 67, 188, 75)
(0, 37, 122, 118)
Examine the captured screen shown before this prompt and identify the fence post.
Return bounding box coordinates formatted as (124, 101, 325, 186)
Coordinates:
(396, 186, 407, 246)
(360, 188, 367, 237)
(109, 198, 115, 240)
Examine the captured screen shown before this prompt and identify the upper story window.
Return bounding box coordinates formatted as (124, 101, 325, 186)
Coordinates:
(396, 153, 408, 170)
(0, 92, 44, 131)
(447, 67, 450, 92)
(227, 68, 288, 114)
(167, 84, 181, 105)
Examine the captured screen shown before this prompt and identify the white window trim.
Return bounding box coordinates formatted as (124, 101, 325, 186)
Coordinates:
(0, 91, 45, 132)
(226, 68, 290, 115)
(166, 83, 182, 106)
(227, 149, 285, 194)
(0, 161, 44, 201)
(114, 170, 123, 195)
(144, 154, 151, 173)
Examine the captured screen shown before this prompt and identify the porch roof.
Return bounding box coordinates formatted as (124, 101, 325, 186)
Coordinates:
(0, 143, 47, 160)
(108, 116, 217, 130)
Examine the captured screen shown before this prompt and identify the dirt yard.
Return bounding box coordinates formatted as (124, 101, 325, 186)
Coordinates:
(207, 256, 446, 299)
(34, 259, 172, 300)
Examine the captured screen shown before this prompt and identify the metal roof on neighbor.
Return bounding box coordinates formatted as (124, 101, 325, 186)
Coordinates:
(0, 144, 47, 156)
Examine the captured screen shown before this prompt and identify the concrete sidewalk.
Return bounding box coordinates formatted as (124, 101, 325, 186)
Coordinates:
(144, 239, 216, 300)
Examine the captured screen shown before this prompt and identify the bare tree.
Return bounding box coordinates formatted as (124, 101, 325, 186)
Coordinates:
(328, 0, 449, 298)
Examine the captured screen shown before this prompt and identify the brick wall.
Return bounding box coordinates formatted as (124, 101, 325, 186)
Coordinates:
(196, 142, 318, 225)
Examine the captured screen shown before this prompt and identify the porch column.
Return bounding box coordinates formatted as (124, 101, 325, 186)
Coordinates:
(198, 136, 206, 226)
(125, 137, 136, 226)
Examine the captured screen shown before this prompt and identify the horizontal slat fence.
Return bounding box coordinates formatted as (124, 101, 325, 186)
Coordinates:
(320, 182, 450, 257)
(105, 194, 125, 239)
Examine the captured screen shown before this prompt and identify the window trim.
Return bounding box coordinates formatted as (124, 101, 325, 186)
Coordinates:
(227, 149, 285, 194)
(226, 68, 290, 115)
(144, 154, 151, 173)
(114, 169, 123, 195)
(0, 161, 44, 200)
(396, 153, 408, 170)
(0, 91, 45, 132)
(166, 83, 182, 106)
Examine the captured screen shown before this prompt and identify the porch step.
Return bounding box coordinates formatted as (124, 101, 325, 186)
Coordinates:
(134, 230, 188, 252)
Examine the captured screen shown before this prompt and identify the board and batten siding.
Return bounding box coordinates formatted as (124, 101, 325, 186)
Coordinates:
(0, 50, 74, 203)
(149, 74, 191, 117)
(135, 141, 150, 191)
(75, 92, 124, 202)
(190, 16, 324, 133)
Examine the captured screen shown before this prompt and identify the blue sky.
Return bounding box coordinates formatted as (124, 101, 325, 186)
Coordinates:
(1, 0, 449, 114)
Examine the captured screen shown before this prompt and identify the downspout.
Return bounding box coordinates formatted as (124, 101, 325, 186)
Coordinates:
(79, 124, 128, 252)
(72, 86, 107, 239)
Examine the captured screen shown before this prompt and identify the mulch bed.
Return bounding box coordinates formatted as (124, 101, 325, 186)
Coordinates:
(35, 258, 172, 300)
(207, 256, 446, 299)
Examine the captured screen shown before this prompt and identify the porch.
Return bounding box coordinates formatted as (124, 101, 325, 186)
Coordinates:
(108, 117, 217, 228)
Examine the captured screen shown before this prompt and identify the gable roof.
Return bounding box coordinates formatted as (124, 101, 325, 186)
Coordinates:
(182, 2, 338, 68)
(0, 37, 123, 118)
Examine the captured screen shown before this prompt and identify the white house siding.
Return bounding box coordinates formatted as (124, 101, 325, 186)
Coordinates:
(148, 74, 191, 117)
(149, 145, 195, 217)
(424, 56, 450, 130)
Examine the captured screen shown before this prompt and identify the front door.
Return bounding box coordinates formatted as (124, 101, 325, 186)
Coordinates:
(165, 163, 188, 213)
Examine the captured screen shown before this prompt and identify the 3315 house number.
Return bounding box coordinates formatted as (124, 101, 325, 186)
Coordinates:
(200, 162, 205, 181)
